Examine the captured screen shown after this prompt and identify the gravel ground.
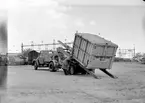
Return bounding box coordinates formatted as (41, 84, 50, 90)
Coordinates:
(1, 62, 145, 103)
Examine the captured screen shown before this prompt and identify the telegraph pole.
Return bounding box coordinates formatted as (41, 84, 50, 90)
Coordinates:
(31, 41, 34, 50)
(21, 43, 23, 53)
(53, 39, 55, 51)
(133, 44, 136, 57)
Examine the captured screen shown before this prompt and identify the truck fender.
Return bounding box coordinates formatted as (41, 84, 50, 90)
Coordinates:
(51, 60, 57, 66)
(34, 59, 39, 65)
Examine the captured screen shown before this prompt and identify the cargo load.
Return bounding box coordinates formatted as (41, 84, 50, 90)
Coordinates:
(56, 32, 118, 79)
(72, 33, 118, 70)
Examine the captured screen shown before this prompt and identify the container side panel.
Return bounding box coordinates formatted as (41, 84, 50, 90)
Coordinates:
(87, 57, 111, 69)
(75, 36, 81, 47)
(92, 46, 116, 57)
(106, 47, 115, 56)
(89, 45, 117, 69)
(73, 46, 79, 58)
(78, 50, 85, 63)
(92, 46, 104, 56)
(80, 39, 87, 51)
(74, 36, 78, 46)
(86, 43, 93, 55)
(83, 53, 90, 66)
(108, 47, 118, 69)
(73, 35, 93, 67)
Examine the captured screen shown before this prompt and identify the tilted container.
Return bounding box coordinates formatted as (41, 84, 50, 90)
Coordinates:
(72, 33, 118, 69)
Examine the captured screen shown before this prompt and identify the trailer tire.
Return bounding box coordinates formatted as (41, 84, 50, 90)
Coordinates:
(34, 62, 38, 70)
(49, 62, 56, 72)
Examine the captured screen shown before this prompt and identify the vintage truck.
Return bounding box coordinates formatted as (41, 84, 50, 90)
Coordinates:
(141, 57, 145, 64)
(33, 50, 62, 72)
(34, 50, 53, 70)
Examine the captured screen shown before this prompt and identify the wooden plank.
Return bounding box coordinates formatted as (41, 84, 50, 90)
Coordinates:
(57, 40, 72, 51)
(57, 47, 71, 57)
(100, 69, 118, 79)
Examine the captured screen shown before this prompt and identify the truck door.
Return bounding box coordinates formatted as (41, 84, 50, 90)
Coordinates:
(39, 55, 44, 64)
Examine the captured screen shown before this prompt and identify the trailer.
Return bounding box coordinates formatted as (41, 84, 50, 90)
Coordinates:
(28, 50, 39, 65)
(57, 32, 118, 79)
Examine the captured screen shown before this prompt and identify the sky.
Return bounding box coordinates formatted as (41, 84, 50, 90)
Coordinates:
(5, 0, 145, 54)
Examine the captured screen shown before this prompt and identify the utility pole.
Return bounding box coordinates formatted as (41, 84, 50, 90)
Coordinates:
(98, 33, 100, 36)
(21, 43, 23, 53)
(53, 39, 55, 51)
(31, 41, 34, 50)
(133, 44, 136, 57)
(45, 44, 48, 50)
(118, 48, 122, 58)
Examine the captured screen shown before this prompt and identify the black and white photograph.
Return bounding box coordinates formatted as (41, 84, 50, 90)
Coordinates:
(0, 0, 145, 103)
(0, 3, 7, 103)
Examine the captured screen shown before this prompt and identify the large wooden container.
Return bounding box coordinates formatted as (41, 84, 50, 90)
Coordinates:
(72, 33, 118, 69)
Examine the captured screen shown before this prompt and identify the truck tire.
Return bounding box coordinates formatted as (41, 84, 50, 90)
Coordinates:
(34, 62, 38, 70)
(49, 62, 56, 72)
(81, 70, 87, 75)
(69, 65, 76, 75)
(63, 69, 69, 75)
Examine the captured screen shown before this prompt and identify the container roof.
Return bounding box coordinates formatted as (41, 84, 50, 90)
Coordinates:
(76, 33, 118, 47)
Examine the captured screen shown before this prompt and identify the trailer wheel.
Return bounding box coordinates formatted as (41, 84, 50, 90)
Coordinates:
(69, 65, 76, 75)
(49, 62, 56, 72)
(34, 62, 38, 70)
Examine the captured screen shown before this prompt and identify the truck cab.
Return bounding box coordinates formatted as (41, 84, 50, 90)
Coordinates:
(141, 57, 145, 64)
(34, 50, 53, 70)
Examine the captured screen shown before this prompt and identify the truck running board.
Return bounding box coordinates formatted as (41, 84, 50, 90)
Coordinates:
(99, 69, 118, 79)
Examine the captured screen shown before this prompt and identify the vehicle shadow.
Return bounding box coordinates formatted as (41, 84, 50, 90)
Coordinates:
(55, 70, 104, 79)
(36, 69, 50, 71)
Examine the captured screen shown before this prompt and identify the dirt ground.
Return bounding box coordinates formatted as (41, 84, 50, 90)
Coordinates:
(2, 62, 145, 103)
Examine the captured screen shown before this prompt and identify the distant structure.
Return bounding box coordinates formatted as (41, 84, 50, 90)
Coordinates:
(21, 40, 73, 53)
(116, 47, 135, 59)
(21, 39, 135, 59)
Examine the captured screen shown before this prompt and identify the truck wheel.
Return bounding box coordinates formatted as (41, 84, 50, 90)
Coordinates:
(49, 62, 56, 72)
(63, 69, 69, 75)
(69, 65, 76, 75)
(34, 62, 38, 70)
(81, 70, 87, 75)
